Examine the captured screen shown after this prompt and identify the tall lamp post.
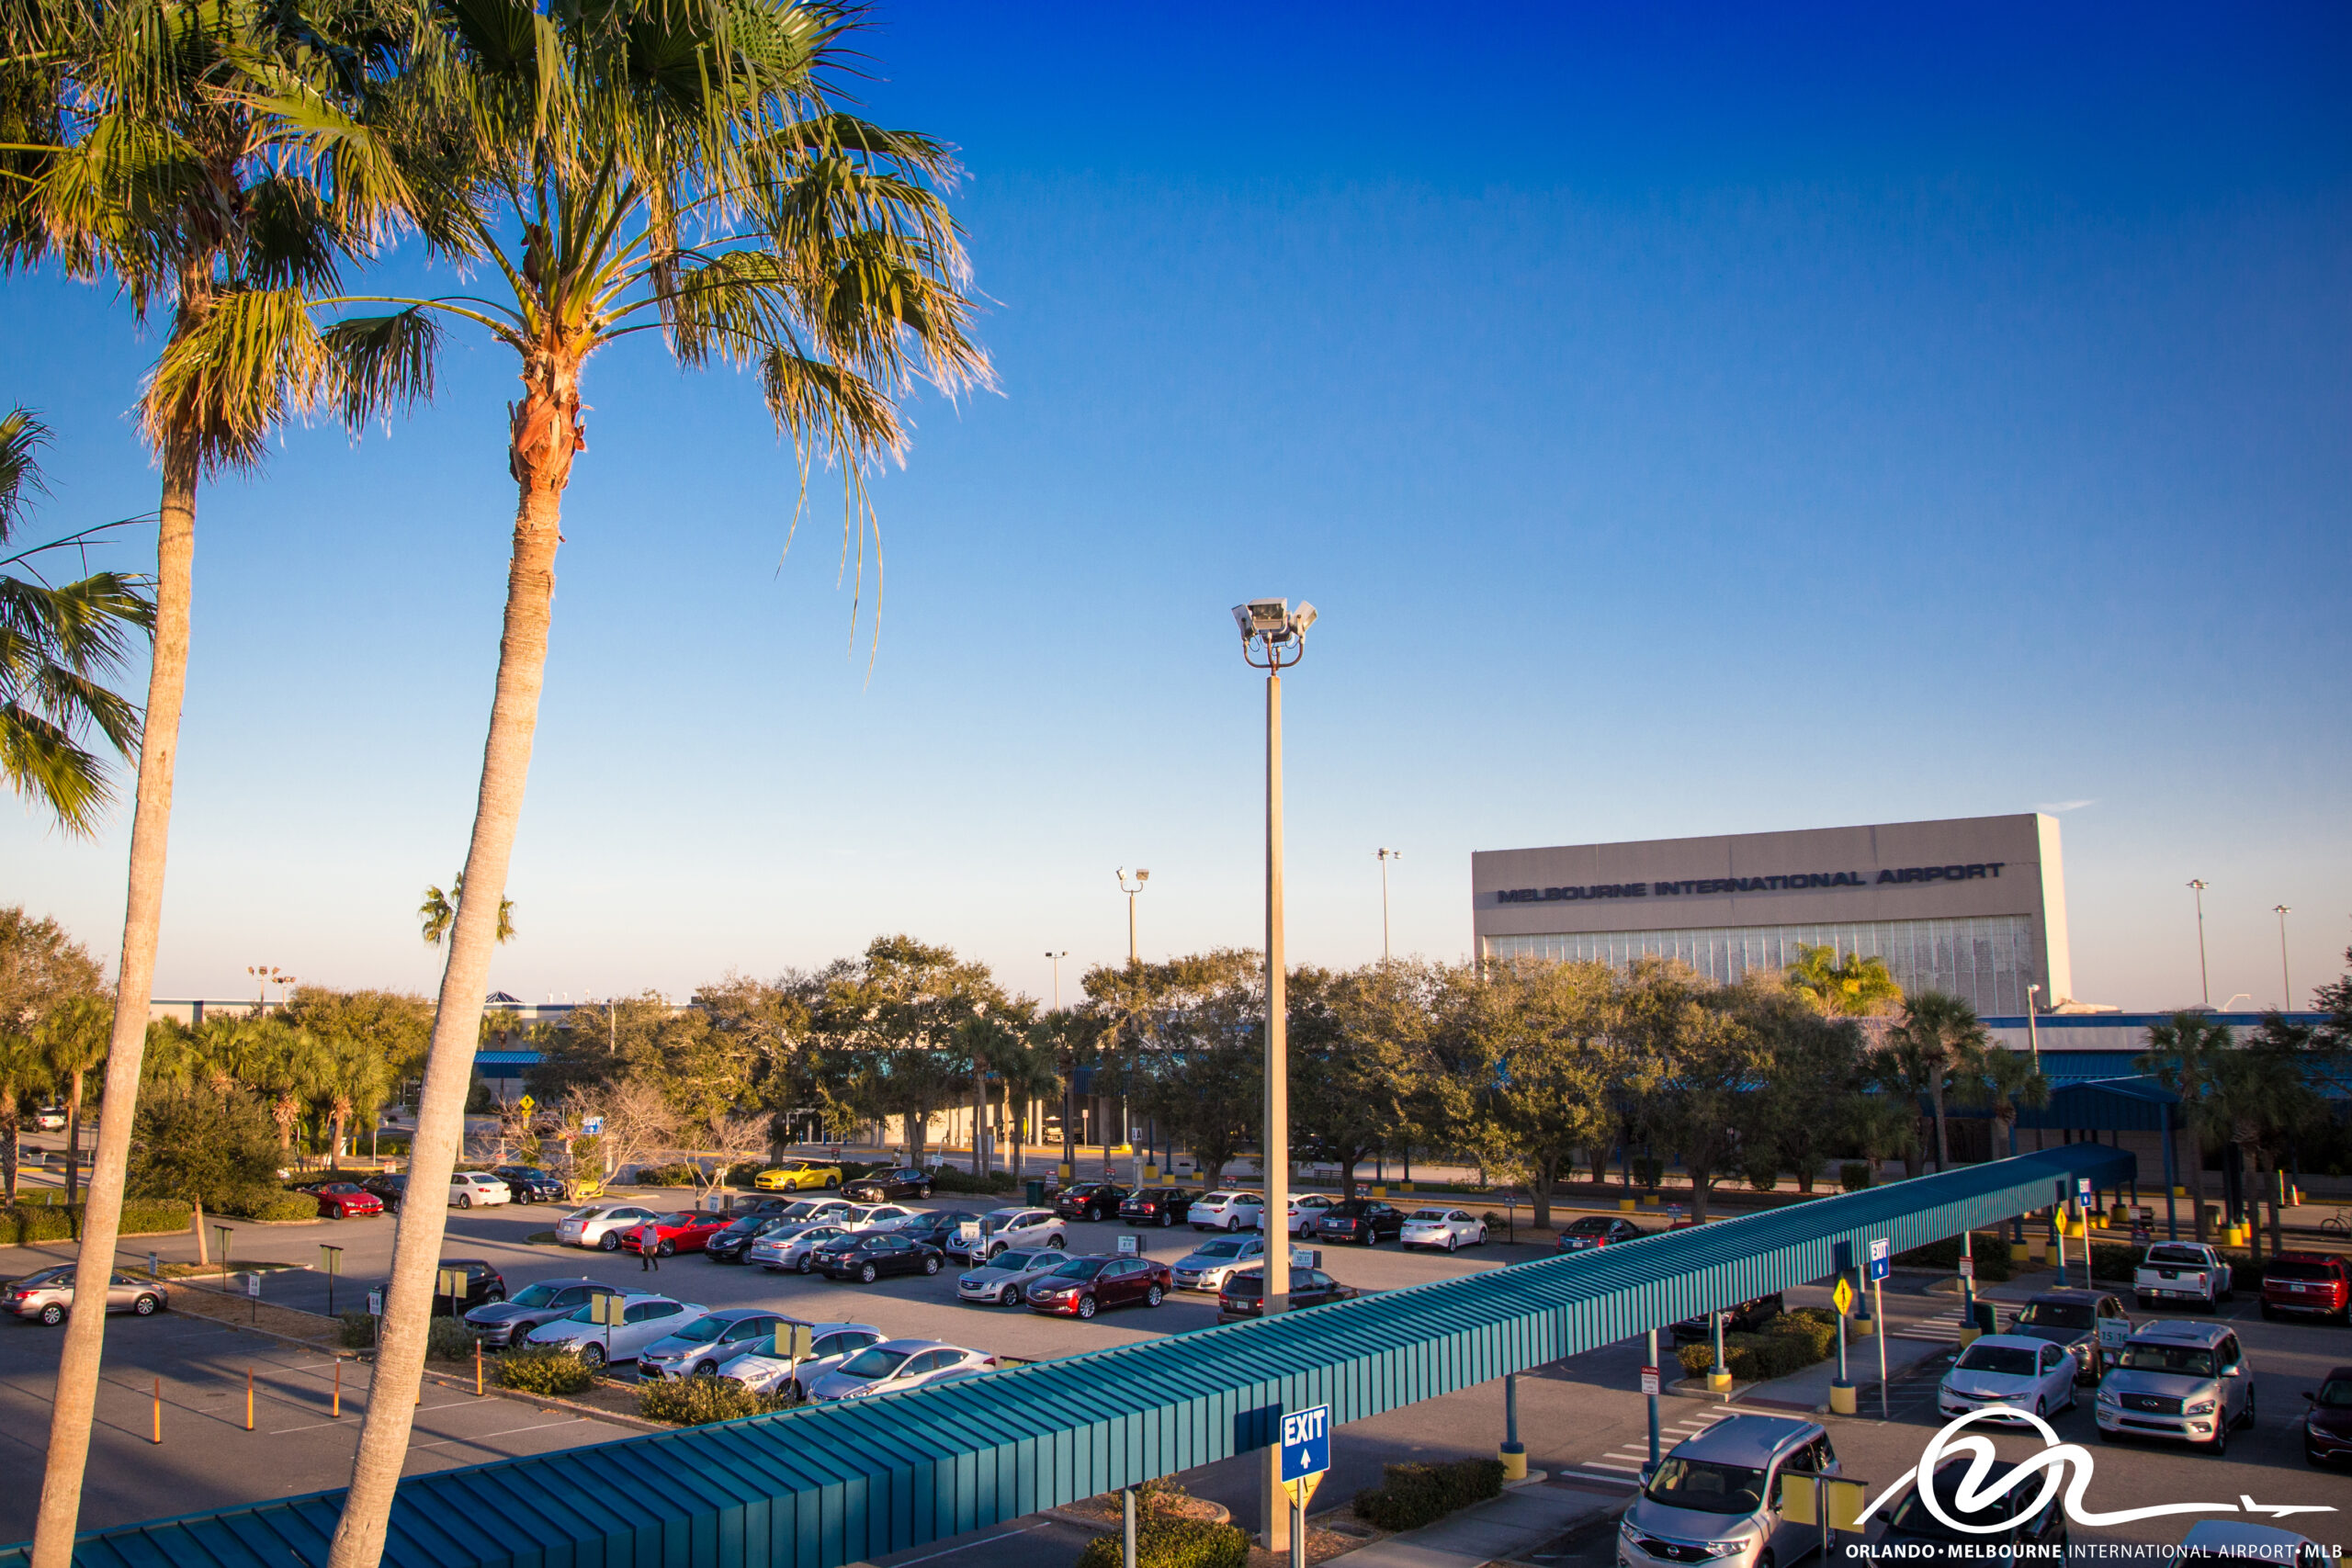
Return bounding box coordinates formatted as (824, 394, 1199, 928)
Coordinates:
(1376, 848, 1401, 964)
(2187, 879, 2211, 1007)
(1115, 868, 1150, 965)
(2273, 906, 2292, 1009)
(2025, 982, 2041, 1068)
(1046, 951, 1074, 1179)
(1234, 594, 1315, 1555)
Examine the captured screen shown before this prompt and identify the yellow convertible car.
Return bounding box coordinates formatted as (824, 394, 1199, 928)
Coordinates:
(755, 1159, 843, 1192)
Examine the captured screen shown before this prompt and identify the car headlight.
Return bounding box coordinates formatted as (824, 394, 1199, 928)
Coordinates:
(1619, 1519, 1643, 1544)
(1703, 1538, 1757, 1559)
(2185, 1399, 2216, 1416)
(2097, 1387, 2119, 1405)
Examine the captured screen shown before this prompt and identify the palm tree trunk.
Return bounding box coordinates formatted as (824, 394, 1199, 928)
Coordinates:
(29, 438, 197, 1568)
(63, 1070, 83, 1204)
(327, 364, 577, 1568)
(2, 1097, 19, 1205)
(1929, 1080, 1949, 1173)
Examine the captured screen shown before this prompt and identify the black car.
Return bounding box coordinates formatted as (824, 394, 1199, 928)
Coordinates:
(1119, 1189, 1197, 1228)
(1555, 1215, 1641, 1253)
(460, 1277, 620, 1345)
(1056, 1183, 1130, 1223)
(703, 1213, 791, 1263)
(890, 1210, 984, 1248)
(491, 1164, 565, 1202)
(429, 1258, 506, 1314)
(811, 1232, 945, 1283)
(1216, 1267, 1360, 1321)
(360, 1173, 408, 1211)
(1309, 1200, 1405, 1246)
(1839, 1456, 2066, 1562)
(843, 1168, 935, 1201)
(1668, 1292, 1785, 1344)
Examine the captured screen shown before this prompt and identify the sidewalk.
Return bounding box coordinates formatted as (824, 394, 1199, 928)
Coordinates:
(1329, 1481, 1619, 1568)
(1736, 1332, 1952, 1414)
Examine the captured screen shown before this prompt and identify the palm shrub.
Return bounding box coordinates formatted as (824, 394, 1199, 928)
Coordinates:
(1351, 1458, 1507, 1531)
(638, 1376, 786, 1426)
(497, 1346, 596, 1396)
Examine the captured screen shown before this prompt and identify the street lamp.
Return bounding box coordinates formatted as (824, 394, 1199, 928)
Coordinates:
(1046, 951, 1073, 1179)
(2187, 880, 2211, 1007)
(1115, 868, 1150, 965)
(2025, 982, 2041, 1068)
(2274, 906, 2293, 1009)
(1376, 849, 1401, 964)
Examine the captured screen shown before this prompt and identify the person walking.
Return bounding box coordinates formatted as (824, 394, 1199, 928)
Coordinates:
(638, 1226, 660, 1272)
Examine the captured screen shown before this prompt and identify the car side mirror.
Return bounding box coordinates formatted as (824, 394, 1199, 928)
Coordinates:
(2302, 1390, 2317, 1403)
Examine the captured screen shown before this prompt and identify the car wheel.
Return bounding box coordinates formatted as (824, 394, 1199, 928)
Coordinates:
(2304, 1438, 2325, 1467)
(1146, 1284, 1164, 1307)
(786, 1381, 805, 1403)
(486, 1289, 504, 1303)
(825, 1176, 839, 1189)
(1077, 1294, 1098, 1319)
(578, 1342, 605, 1370)
(693, 1361, 717, 1377)
(2241, 1387, 2256, 1428)
(1477, 1226, 1488, 1245)
(1048, 1236, 1066, 1248)
(459, 1194, 472, 1208)
(1159, 1212, 1173, 1227)
(659, 1240, 676, 1257)
(2033, 1395, 2047, 1418)
(132, 1293, 159, 1316)
(600, 1232, 621, 1251)
(1444, 1234, 1458, 1253)
(859, 1263, 878, 1284)
(797, 1255, 815, 1275)
(39, 1303, 63, 1326)
(2135, 1295, 2152, 1311)
(1225, 1216, 1238, 1232)
(1001, 1284, 1023, 1306)
(922, 1256, 941, 1276)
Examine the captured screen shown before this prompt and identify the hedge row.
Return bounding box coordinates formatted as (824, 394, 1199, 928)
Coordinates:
(0, 1199, 192, 1245)
(1351, 1457, 1507, 1532)
(500, 1346, 599, 1396)
(1893, 1234, 2015, 1281)
(1675, 1307, 1845, 1383)
(1075, 1514, 1249, 1568)
(638, 1376, 788, 1425)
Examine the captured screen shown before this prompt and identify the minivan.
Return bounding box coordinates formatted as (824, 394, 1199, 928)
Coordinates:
(1618, 1414, 1835, 1568)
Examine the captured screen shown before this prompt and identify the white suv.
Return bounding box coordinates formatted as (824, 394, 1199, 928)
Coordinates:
(2096, 1320, 2256, 1454)
(448, 1171, 512, 1208)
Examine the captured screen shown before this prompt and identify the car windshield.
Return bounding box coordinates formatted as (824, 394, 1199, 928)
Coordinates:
(1955, 1345, 2038, 1376)
(1566, 1219, 1612, 1235)
(980, 1214, 1018, 1233)
(1643, 1457, 1765, 1515)
(2147, 1246, 2207, 1266)
(2267, 1260, 2337, 1281)
(2016, 1302, 2096, 1330)
(2316, 1378, 2352, 1409)
(989, 1252, 1041, 1272)
(1052, 1258, 1110, 1280)
(1196, 1242, 1247, 1259)
(838, 1347, 915, 1380)
(1224, 1273, 1263, 1296)
(671, 1316, 730, 1344)
(507, 1283, 573, 1309)
(2118, 1341, 2215, 1377)
(1887, 1465, 2029, 1535)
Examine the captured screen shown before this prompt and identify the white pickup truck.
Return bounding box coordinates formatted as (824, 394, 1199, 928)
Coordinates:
(2134, 1241, 2233, 1310)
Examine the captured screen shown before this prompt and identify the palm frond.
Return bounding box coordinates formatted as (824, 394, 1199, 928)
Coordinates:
(322, 306, 438, 429)
(0, 402, 51, 544)
(145, 282, 326, 472)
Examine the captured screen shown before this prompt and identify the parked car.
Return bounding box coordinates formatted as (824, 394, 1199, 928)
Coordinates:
(556, 1202, 667, 1250)
(429, 1258, 507, 1314)
(718, 1320, 883, 1398)
(1399, 1208, 1488, 1252)
(1119, 1188, 1197, 1227)
(2008, 1288, 2132, 1382)
(1618, 1415, 1835, 1568)
(1555, 1215, 1643, 1254)
(360, 1173, 408, 1211)
(806, 1337, 995, 1402)
(1277, 1194, 1337, 1235)
(1309, 1199, 1405, 1247)
(1025, 1254, 1172, 1318)
(1172, 1235, 1267, 1293)
(2095, 1319, 2256, 1453)
(461, 1278, 619, 1346)
(2165, 1522, 2329, 1568)
(2301, 1365, 2352, 1468)
(4, 1267, 165, 1325)
(750, 1223, 853, 1274)
(812, 1231, 944, 1283)
(1187, 1191, 1264, 1232)
(31, 1106, 66, 1132)
(775, 1197, 858, 1224)
(526, 1292, 706, 1370)
(491, 1164, 566, 1202)
(639, 1308, 795, 1381)
(842, 1167, 934, 1201)
(754, 1159, 843, 1192)
(308, 1181, 385, 1220)
(2134, 1241, 2233, 1311)
(888, 1210, 985, 1252)
(839, 1202, 922, 1232)
(703, 1213, 794, 1264)
(949, 1208, 1067, 1261)
(448, 1170, 512, 1209)
(2263, 1252, 2352, 1323)
(624, 1212, 731, 1257)
(1847, 1454, 2067, 1562)
(1937, 1333, 2080, 1423)
(1669, 1293, 1785, 1344)
(1216, 1265, 1359, 1321)
(1055, 1182, 1129, 1222)
(956, 1247, 1073, 1307)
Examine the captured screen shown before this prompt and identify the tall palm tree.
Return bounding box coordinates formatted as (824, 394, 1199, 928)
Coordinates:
(6, 4, 411, 1555)
(0, 1026, 54, 1206)
(0, 407, 153, 831)
(1952, 1037, 2050, 1160)
(271, 8, 990, 1558)
(417, 870, 513, 945)
(2137, 1010, 2234, 1243)
(33, 994, 109, 1201)
(1785, 943, 1904, 1018)
(1882, 989, 1986, 1173)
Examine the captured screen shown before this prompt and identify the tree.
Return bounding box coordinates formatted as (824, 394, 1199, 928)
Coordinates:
(1882, 990, 1986, 1173)
(560, 1079, 675, 1184)
(314, 1031, 391, 1167)
(126, 1080, 282, 1211)
(1090, 951, 1265, 1187)
(0, 406, 153, 831)
(1623, 963, 1770, 1224)
(2137, 1011, 2236, 1243)
(817, 938, 1002, 1166)
(1722, 972, 1865, 1193)
(1432, 958, 1614, 1229)
(1295, 961, 1441, 1195)
(0, 908, 101, 1204)
(0, 1026, 51, 1206)
(34, 995, 108, 1201)
(418, 872, 513, 946)
(1951, 1039, 2050, 1162)
(283, 987, 434, 1126)
(2210, 1015, 2332, 1257)
(1784, 944, 1904, 1018)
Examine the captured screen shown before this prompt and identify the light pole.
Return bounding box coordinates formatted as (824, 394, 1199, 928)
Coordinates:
(1046, 951, 1073, 1179)
(2274, 906, 2292, 1008)
(2187, 880, 2211, 1006)
(1115, 868, 1150, 965)
(2025, 982, 2041, 1068)
(1045, 951, 1069, 1010)
(1376, 848, 1401, 964)
(1234, 594, 1315, 1555)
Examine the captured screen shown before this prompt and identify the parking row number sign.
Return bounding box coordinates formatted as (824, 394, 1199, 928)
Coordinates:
(1866, 1236, 1891, 1283)
(1280, 1404, 1330, 1509)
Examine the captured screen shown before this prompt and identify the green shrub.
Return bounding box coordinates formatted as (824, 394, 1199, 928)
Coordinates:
(1351, 1458, 1507, 1531)
(1075, 1515, 1250, 1568)
(637, 1162, 700, 1187)
(725, 1160, 769, 1188)
(1743, 1154, 1781, 1193)
(339, 1311, 377, 1349)
(0, 1199, 193, 1244)
(498, 1346, 596, 1396)
(1838, 1162, 1872, 1192)
(1677, 1309, 1846, 1384)
(219, 1186, 321, 1222)
(1893, 1234, 2013, 1281)
(928, 1166, 1018, 1195)
(638, 1375, 786, 1425)
(1630, 1157, 1666, 1190)
(427, 1317, 476, 1361)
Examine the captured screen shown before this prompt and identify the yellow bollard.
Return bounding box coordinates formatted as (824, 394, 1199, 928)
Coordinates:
(1498, 1445, 1528, 1482)
(244, 1369, 254, 1432)
(152, 1377, 162, 1445)
(476, 1342, 485, 1397)
(333, 1360, 342, 1418)
(1619, 1198, 1635, 1213)
(1828, 1382, 1858, 1416)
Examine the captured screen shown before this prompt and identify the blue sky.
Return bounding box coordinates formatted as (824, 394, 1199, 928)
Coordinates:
(6, 2, 2347, 1013)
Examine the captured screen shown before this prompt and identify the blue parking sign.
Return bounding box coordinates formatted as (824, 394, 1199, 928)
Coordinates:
(1865, 1236, 1891, 1283)
(1280, 1404, 1330, 1483)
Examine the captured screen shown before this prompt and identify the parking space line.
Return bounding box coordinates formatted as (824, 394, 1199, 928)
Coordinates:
(410, 1416, 586, 1450)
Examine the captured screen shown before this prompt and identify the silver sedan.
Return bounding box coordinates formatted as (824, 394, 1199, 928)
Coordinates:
(956, 1247, 1072, 1307)
(4, 1266, 167, 1325)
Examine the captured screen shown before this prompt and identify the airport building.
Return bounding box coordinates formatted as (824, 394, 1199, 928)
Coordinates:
(1471, 813, 2075, 1016)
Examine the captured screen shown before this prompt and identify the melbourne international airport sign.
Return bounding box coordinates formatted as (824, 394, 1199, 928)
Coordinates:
(1493, 863, 2012, 906)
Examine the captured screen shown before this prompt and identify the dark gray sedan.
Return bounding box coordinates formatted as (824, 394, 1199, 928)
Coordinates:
(461, 1277, 622, 1347)
(2008, 1287, 2132, 1382)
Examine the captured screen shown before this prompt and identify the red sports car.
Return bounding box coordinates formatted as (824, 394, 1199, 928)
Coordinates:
(624, 1212, 729, 1257)
(311, 1182, 385, 1219)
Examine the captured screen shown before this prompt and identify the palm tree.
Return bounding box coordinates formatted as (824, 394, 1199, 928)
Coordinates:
(6, 3, 409, 1554)
(1952, 1038, 2050, 1161)
(280, 11, 989, 1551)
(0, 407, 153, 831)
(0, 1027, 54, 1206)
(32, 995, 109, 1202)
(418, 871, 514, 945)
(2136, 1011, 2234, 1243)
(1882, 990, 1987, 1173)
(1785, 943, 1904, 1017)
(315, 1031, 392, 1168)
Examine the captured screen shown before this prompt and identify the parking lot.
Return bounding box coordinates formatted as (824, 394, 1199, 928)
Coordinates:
(3, 1189, 2346, 1558)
